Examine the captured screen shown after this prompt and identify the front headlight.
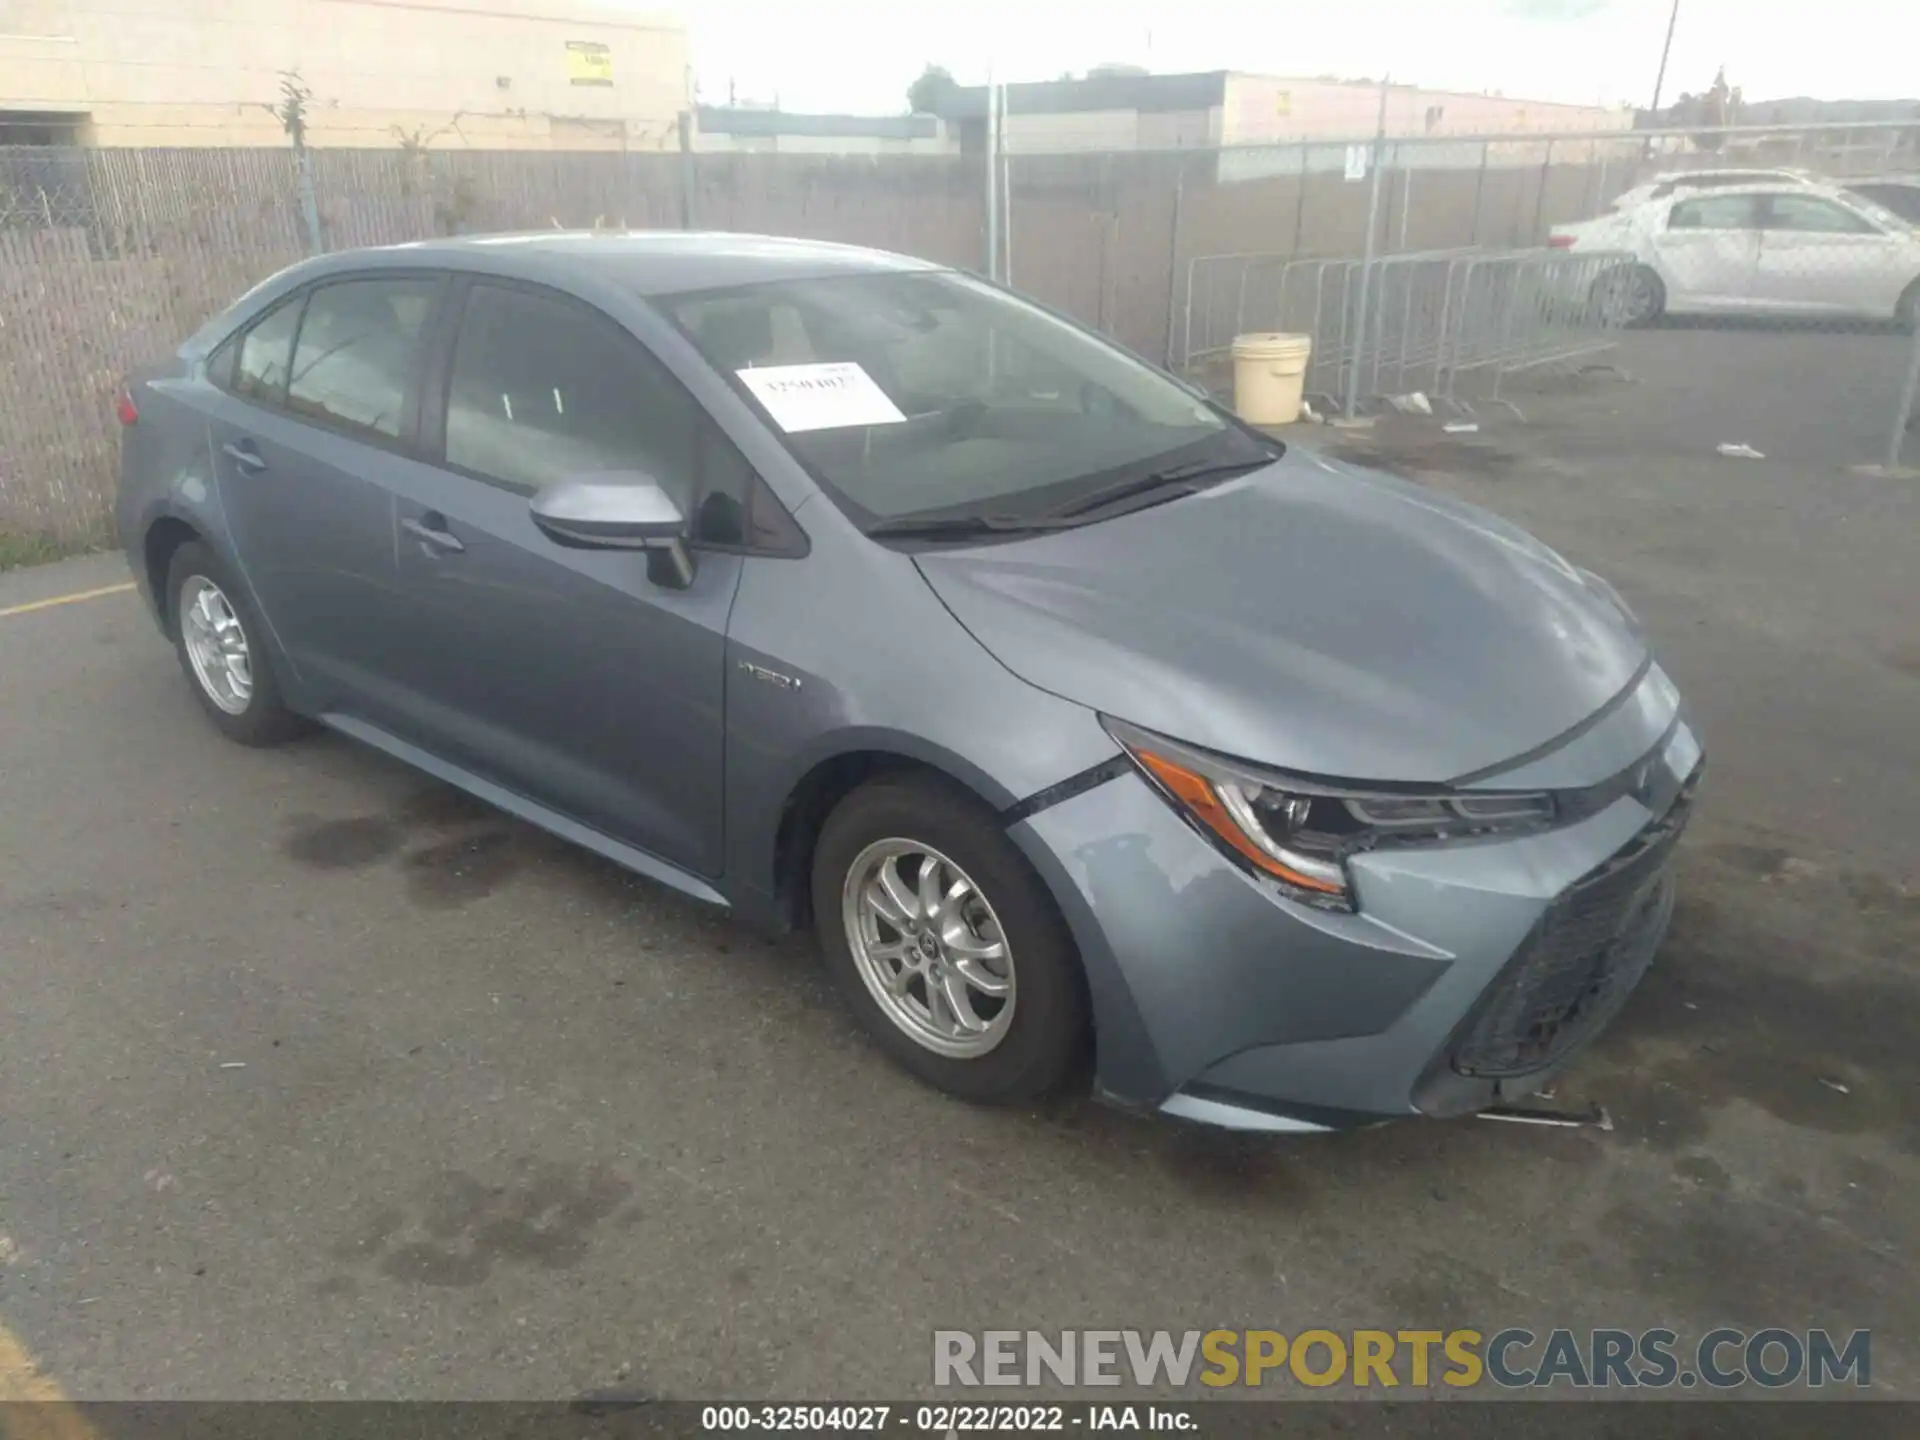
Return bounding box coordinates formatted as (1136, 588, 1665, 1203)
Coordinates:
(1104, 718, 1557, 911)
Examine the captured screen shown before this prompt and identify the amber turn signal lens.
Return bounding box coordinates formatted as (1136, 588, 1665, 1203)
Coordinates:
(1132, 748, 1347, 895)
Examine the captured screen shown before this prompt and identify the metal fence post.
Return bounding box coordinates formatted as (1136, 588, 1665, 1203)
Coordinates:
(1469, 141, 1488, 247)
(1161, 157, 1186, 367)
(1343, 80, 1391, 418)
(1529, 137, 1554, 242)
(1290, 143, 1308, 259)
(1397, 146, 1413, 253)
(983, 69, 1001, 281)
(294, 145, 324, 255)
(1888, 323, 1920, 472)
(676, 110, 696, 229)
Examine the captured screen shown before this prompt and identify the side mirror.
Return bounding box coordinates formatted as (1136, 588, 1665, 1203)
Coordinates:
(530, 474, 694, 588)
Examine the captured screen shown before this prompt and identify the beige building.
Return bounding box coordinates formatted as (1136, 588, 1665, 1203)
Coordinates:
(942, 70, 1631, 154)
(692, 105, 953, 156)
(0, 0, 690, 149)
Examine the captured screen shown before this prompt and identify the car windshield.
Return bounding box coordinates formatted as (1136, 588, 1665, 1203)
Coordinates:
(660, 269, 1266, 529)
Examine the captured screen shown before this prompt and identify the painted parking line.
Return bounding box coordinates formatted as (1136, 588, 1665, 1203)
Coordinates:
(0, 1320, 99, 1440)
(0, 584, 135, 621)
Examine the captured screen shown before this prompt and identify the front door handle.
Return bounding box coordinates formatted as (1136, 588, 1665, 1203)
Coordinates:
(221, 440, 267, 473)
(402, 515, 465, 554)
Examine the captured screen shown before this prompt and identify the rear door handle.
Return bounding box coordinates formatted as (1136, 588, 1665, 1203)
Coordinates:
(221, 440, 267, 473)
(402, 515, 465, 554)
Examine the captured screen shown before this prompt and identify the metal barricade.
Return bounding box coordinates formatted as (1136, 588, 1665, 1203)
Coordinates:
(1182, 246, 1634, 418)
(1434, 249, 1636, 415)
(1179, 247, 1478, 396)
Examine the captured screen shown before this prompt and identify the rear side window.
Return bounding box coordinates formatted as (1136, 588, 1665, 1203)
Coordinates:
(1668, 195, 1760, 230)
(232, 297, 304, 404)
(442, 283, 794, 549)
(287, 277, 439, 441)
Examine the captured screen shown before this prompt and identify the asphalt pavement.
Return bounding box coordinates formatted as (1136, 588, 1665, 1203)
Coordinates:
(1, 340, 1917, 1405)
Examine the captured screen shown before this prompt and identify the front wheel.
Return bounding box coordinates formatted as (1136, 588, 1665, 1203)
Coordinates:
(1897, 280, 1919, 334)
(811, 775, 1089, 1104)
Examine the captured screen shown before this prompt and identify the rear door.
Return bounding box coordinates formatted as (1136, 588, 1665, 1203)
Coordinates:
(379, 278, 769, 877)
(201, 274, 443, 712)
(1752, 191, 1912, 317)
(1648, 193, 1762, 311)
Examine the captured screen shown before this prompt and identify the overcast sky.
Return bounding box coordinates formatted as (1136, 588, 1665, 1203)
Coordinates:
(670, 0, 1914, 114)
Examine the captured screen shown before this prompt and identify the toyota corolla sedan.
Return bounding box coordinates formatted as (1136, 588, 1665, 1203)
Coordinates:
(118, 232, 1702, 1133)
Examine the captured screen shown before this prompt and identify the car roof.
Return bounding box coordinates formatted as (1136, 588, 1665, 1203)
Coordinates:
(1648, 167, 1808, 182)
(286, 230, 942, 297)
(1609, 169, 1816, 206)
(1650, 181, 1864, 204)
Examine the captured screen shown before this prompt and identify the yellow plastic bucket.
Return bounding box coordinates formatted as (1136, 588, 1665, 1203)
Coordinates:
(1231, 332, 1313, 426)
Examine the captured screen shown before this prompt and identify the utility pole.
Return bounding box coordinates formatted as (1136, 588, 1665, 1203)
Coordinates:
(1642, 0, 1680, 163)
(1648, 0, 1680, 115)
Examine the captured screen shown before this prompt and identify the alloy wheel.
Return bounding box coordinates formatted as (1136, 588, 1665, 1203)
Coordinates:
(841, 838, 1016, 1058)
(179, 575, 253, 715)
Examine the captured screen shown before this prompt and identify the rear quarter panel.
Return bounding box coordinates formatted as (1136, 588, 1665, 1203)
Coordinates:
(117, 361, 232, 623)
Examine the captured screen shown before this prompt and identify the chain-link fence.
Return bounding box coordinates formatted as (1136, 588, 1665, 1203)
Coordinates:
(4, 120, 1919, 545)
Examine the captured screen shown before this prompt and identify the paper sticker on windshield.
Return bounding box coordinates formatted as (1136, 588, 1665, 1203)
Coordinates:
(735, 362, 907, 433)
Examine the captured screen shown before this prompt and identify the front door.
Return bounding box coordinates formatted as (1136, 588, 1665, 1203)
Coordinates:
(383, 279, 751, 878)
(1752, 191, 1911, 317)
(1649, 193, 1763, 312)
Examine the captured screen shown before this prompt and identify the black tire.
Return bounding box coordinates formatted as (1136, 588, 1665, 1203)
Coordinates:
(1897, 280, 1920, 334)
(811, 774, 1089, 1104)
(166, 541, 307, 747)
(1593, 264, 1665, 328)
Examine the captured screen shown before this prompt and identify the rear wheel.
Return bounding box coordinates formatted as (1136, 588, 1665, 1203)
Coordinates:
(1593, 265, 1665, 327)
(167, 541, 307, 746)
(811, 775, 1089, 1104)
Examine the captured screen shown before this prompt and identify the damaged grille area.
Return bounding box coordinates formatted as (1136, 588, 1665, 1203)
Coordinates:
(1448, 784, 1695, 1080)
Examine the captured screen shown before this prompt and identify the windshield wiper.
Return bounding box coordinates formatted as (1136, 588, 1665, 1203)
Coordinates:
(1046, 451, 1278, 519)
(863, 512, 1079, 540)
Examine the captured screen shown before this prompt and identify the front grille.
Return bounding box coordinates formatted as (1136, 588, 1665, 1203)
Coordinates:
(1448, 787, 1693, 1079)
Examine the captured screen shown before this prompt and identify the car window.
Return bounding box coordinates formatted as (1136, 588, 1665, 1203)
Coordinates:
(1667, 195, 1760, 230)
(1761, 194, 1879, 235)
(286, 277, 439, 441)
(443, 283, 767, 546)
(232, 296, 305, 404)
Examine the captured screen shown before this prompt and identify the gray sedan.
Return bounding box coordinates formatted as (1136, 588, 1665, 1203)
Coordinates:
(117, 233, 1702, 1133)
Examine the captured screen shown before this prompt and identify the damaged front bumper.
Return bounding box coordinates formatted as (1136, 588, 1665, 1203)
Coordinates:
(1009, 699, 1702, 1133)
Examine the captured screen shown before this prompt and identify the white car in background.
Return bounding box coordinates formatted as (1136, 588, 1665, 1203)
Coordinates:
(1555, 183, 1920, 328)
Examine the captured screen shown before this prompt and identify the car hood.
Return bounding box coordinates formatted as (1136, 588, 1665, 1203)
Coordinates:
(913, 449, 1647, 784)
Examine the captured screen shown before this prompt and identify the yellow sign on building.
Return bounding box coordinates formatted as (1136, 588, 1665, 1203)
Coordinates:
(566, 40, 614, 87)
